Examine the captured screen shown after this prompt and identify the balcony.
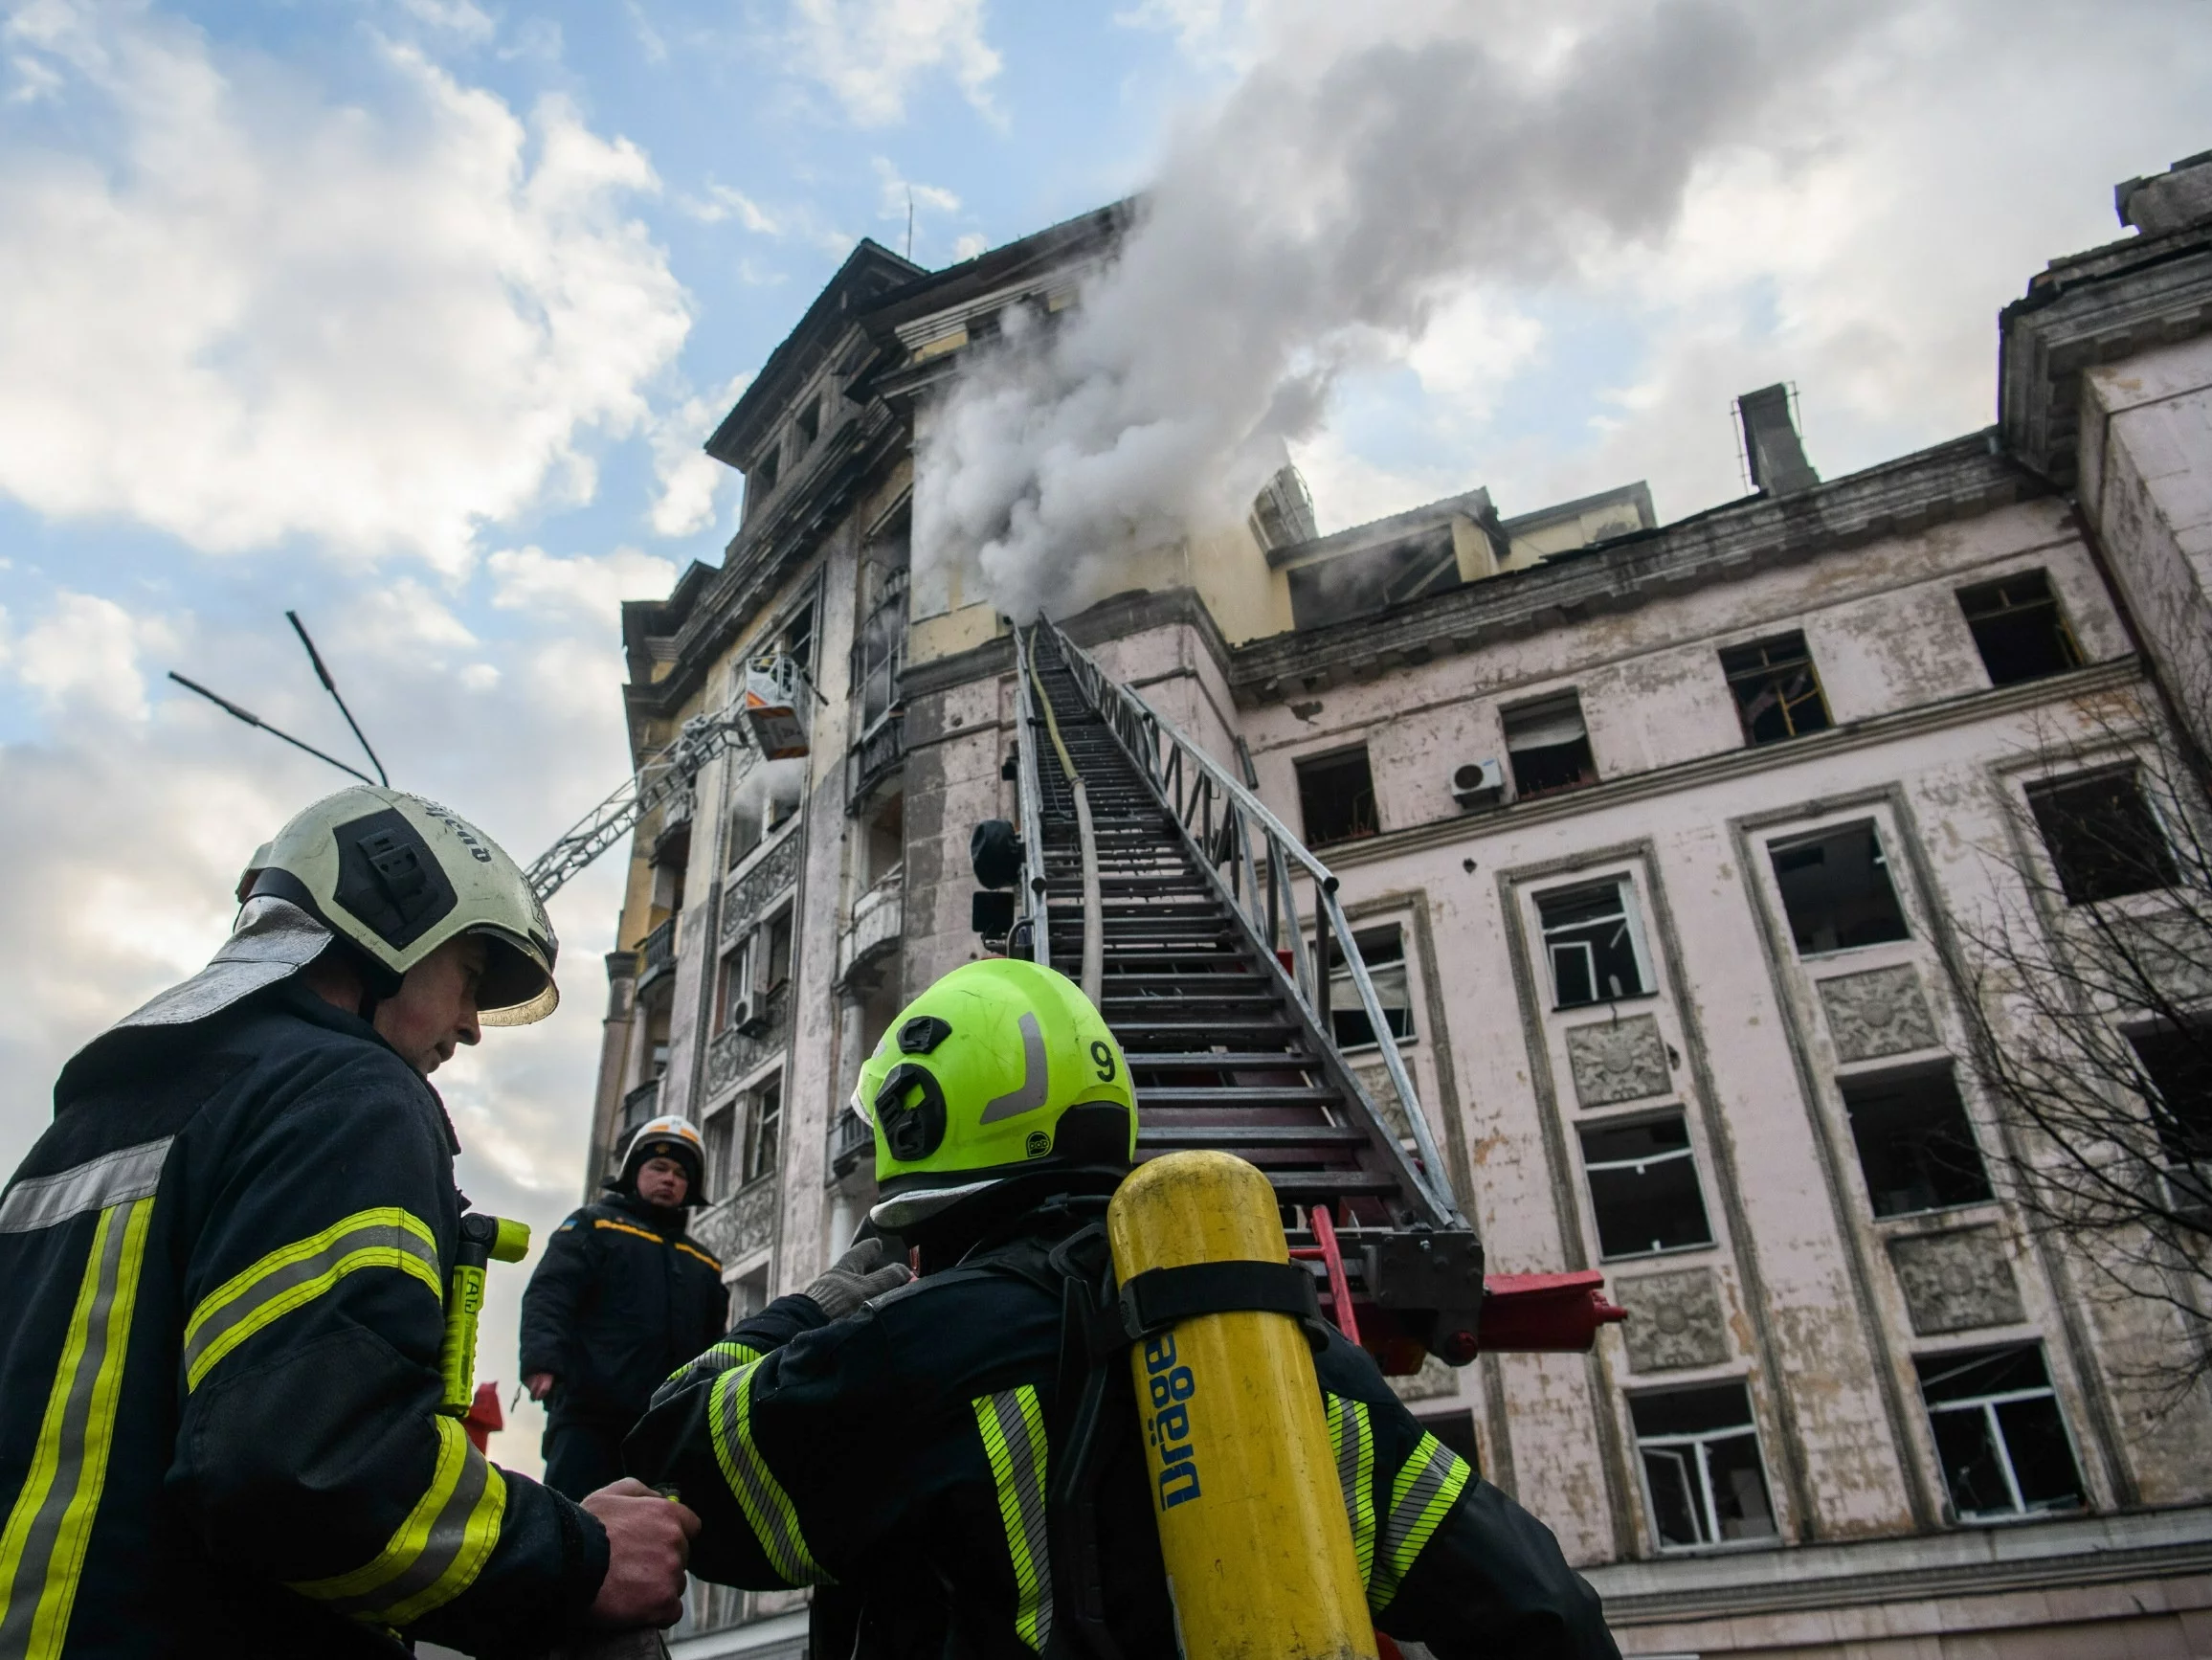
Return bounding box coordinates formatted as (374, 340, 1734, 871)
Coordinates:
(829, 1108, 874, 1180)
(838, 868, 904, 983)
(847, 712, 905, 808)
(619, 1076, 661, 1139)
(636, 916, 678, 996)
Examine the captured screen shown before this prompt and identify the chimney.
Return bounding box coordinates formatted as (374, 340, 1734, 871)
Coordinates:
(2115, 149, 2212, 237)
(1736, 384, 1819, 496)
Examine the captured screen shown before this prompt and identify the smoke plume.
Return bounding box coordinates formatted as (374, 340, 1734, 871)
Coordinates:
(914, 0, 1868, 620)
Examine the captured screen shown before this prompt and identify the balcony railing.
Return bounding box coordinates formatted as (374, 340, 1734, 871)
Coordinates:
(636, 916, 677, 994)
(829, 1108, 874, 1179)
(619, 1076, 661, 1139)
(847, 711, 905, 808)
(838, 868, 904, 982)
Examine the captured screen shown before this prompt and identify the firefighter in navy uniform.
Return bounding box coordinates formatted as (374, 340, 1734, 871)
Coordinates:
(520, 1115, 731, 1499)
(0, 788, 696, 1658)
(626, 958, 1620, 1660)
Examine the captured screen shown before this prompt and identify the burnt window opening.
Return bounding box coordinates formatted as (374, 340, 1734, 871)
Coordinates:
(749, 445, 780, 504)
(1915, 1346, 2083, 1520)
(2026, 770, 2177, 905)
(862, 791, 905, 888)
(1770, 821, 1910, 955)
(1629, 1384, 1778, 1549)
(1285, 528, 1460, 629)
(1505, 693, 1597, 798)
(744, 1076, 784, 1184)
(2128, 1026, 2212, 1168)
(779, 598, 817, 678)
(1297, 749, 1378, 848)
(793, 395, 821, 448)
(1841, 1070, 1992, 1217)
(854, 558, 909, 736)
(1721, 633, 1831, 747)
(704, 1103, 736, 1202)
(1958, 571, 2081, 687)
(1327, 927, 1415, 1049)
(1537, 880, 1651, 1008)
(764, 909, 794, 994)
(1580, 1114, 1713, 1259)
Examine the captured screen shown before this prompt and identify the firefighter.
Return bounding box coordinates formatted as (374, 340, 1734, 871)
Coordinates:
(0, 788, 698, 1657)
(626, 958, 1620, 1659)
(519, 1115, 731, 1500)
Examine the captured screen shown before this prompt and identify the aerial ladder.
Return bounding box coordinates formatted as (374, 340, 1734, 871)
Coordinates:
(1007, 620, 1624, 1374)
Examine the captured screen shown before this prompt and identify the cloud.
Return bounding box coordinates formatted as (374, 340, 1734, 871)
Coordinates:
(788, 0, 1000, 127)
(2, 590, 171, 722)
(0, 3, 690, 574)
(952, 231, 988, 261)
(487, 546, 681, 617)
(680, 180, 779, 234)
(644, 370, 751, 537)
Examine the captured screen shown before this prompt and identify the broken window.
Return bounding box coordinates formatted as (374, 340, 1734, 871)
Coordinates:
(1285, 529, 1460, 628)
(2026, 769, 2177, 905)
(1630, 1384, 1778, 1549)
(1296, 748, 1378, 847)
(1720, 633, 1830, 746)
(1915, 1346, 2083, 1520)
(779, 598, 817, 678)
(1504, 693, 1597, 798)
(1841, 1069, 1992, 1216)
(1770, 821, 1910, 954)
(727, 792, 765, 867)
(1958, 571, 2080, 686)
(764, 909, 793, 993)
(703, 1104, 736, 1201)
(793, 394, 821, 448)
(1579, 1115, 1713, 1259)
(853, 556, 908, 736)
(744, 1076, 784, 1184)
(862, 791, 905, 888)
(1537, 880, 1651, 1007)
(749, 444, 780, 504)
(1328, 927, 1415, 1048)
(2128, 1026, 2212, 1168)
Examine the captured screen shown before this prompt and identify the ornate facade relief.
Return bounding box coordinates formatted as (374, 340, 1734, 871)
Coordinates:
(1887, 1227, 2025, 1335)
(1565, 1015, 1671, 1108)
(1818, 965, 1941, 1062)
(693, 1175, 780, 1265)
(1616, 1267, 1732, 1373)
(723, 831, 803, 944)
(703, 987, 790, 1096)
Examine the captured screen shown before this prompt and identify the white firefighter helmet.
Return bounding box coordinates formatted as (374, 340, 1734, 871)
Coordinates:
(620, 1115, 706, 1204)
(99, 787, 558, 1042)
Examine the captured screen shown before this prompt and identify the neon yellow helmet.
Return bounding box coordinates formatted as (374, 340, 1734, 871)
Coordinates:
(241, 786, 558, 1025)
(860, 959, 1135, 1230)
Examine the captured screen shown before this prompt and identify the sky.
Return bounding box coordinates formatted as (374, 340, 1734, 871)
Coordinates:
(0, 0, 2205, 1473)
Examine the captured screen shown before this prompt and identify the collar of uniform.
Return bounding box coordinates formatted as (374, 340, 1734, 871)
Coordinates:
(603, 1189, 686, 1237)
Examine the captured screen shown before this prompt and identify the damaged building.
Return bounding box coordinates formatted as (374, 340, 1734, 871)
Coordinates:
(584, 155, 2212, 1656)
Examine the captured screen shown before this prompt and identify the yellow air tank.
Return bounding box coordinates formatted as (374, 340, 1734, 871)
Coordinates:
(1106, 1150, 1377, 1660)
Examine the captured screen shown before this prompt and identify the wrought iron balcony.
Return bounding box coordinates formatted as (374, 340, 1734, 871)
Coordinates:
(829, 1108, 874, 1179)
(636, 916, 678, 995)
(619, 1076, 660, 1139)
(838, 868, 904, 983)
(847, 711, 905, 808)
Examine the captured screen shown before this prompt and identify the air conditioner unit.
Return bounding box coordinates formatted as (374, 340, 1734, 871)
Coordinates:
(731, 998, 771, 1039)
(1451, 758, 1506, 809)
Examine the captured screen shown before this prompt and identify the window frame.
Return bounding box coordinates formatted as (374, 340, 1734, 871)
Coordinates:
(1294, 746, 1380, 849)
(743, 1074, 784, 1186)
(1502, 690, 1598, 799)
(1914, 1344, 2086, 1523)
(1720, 632, 1832, 747)
(1577, 1110, 1717, 1262)
(1956, 569, 2082, 687)
(1325, 925, 1416, 1051)
(1766, 819, 1912, 958)
(2023, 765, 2179, 907)
(1628, 1383, 1781, 1553)
(1838, 1065, 1995, 1219)
(1535, 877, 1656, 1010)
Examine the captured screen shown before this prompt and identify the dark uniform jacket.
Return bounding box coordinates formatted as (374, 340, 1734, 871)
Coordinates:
(0, 982, 607, 1658)
(626, 1216, 1620, 1660)
(519, 1191, 728, 1426)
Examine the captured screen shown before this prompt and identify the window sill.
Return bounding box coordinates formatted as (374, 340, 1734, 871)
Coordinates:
(1650, 1534, 1784, 1558)
(1598, 1239, 1719, 1266)
(1946, 1502, 2088, 1528)
(1868, 1200, 2005, 1230)
(1553, 991, 1662, 1016)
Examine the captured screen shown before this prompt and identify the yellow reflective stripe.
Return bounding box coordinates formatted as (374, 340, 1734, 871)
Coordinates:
(1325, 1394, 1374, 1596)
(0, 1196, 156, 1659)
(185, 1207, 440, 1390)
(592, 1218, 664, 1245)
(286, 1416, 506, 1626)
(664, 1339, 764, 1390)
(675, 1242, 722, 1271)
(707, 1357, 829, 1586)
(1372, 1431, 1470, 1612)
(972, 1386, 1052, 1653)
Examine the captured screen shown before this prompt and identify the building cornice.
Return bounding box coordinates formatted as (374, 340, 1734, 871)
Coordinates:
(1228, 434, 2040, 707)
(1316, 657, 2143, 870)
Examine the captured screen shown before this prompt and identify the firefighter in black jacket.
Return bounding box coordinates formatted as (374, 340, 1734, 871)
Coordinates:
(520, 1115, 731, 1498)
(0, 787, 697, 1658)
(627, 958, 1620, 1659)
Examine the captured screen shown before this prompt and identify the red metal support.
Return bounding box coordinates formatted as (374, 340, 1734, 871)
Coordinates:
(1477, 1271, 1626, 1353)
(1296, 1204, 1362, 1346)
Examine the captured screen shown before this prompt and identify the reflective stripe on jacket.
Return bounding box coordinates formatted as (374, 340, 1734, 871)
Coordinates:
(627, 1220, 1619, 1660)
(0, 983, 607, 1657)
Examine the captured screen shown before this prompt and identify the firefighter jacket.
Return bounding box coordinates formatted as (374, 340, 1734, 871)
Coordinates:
(0, 982, 608, 1658)
(518, 1190, 728, 1427)
(625, 1216, 1620, 1660)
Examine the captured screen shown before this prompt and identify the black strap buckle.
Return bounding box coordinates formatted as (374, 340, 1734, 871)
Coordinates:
(1116, 1260, 1329, 1351)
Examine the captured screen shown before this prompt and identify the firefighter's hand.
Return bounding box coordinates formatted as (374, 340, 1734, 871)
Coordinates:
(525, 1372, 555, 1402)
(582, 1478, 700, 1627)
(801, 1237, 912, 1320)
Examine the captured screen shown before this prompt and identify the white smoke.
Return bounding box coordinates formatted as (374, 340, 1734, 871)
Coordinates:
(913, 0, 1873, 620)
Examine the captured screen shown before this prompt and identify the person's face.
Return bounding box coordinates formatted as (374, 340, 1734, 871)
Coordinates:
(374, 934, 487, 1078)
(635, 1155, 689, 1207)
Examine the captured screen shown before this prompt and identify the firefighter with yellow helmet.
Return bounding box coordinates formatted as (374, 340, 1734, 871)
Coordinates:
(628, 957, 1618, 1658)
(0, 787, 696, 1656)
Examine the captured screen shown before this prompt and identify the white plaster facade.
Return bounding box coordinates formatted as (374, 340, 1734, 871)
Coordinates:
(589, 162, 2212, 1655)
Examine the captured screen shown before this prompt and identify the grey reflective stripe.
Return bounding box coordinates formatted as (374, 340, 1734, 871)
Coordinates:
(0, 1139, 173, 1235)
(307, 1443, 494, 1618)
(0, 1196, 154, 1657)
(663, 1340, 764, 1397)
(979, 1013, 1049, 1123)
(1373, 1433, 1471, 1610)
(974, 1387, 1052, 1652)
(181, 1218, 440, 1383)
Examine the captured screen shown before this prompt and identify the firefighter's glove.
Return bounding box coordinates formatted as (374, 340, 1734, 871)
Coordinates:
(802, 1237, 911, 1320)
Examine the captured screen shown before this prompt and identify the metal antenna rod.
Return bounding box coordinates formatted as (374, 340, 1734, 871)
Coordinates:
(286, 610, 390, 787)
(167, 672, 379, 787)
